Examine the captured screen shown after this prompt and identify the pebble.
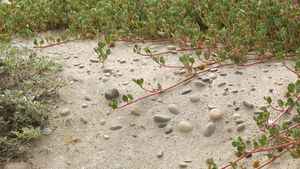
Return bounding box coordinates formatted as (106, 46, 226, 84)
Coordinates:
(179, 162, 188, 168)
(85, 96, 91, 101)
(73, 63, 81, 66)
(167, 45, 176, 50)
(171, 51, 177, 54)
(203, 122, 216, 137)
(90, 59, 99, 62)
(102, 77, 109, 82)
(141, 59, 148, 65)
(157, 150, 164, 157)
(236, 123, 245, 132)
(165, 73, 171, 79)
(202, 78, 211, 83)
(79, 65, 85, 69)
(259, 105, 267, 110)
(103, 134, 110, 139)
(233, 113, 241, 120)
(209, 108, 222, 120)
(164, 125, 173, 134)
(209, 68, 218, 72)
(113, 164, 123, 169)
(235, 71, 243, 74)
(232, 90, 239, 93)
(158, 122, 168, 128)
(154, 114, 171, 122)
(60, 108, 70, 116)
(105, 88, 120, 100)
(189, 95, 200, 102)
(235, 119, 245, 124)
(168, 104, 181, 115)
(218, 82, 226, 87)
(133, 58, 139, 61)
(181, 89, 192, 95)
(82, 104, 88, 108)
(120, 60, 126, 63)
(194, 80, 206, 87)
(243, 101, 254, 108)
(208, 73, 217, 79)
(283, 119, 292, 125)
(103, 67, 113, 73)
(262, 69, 269, 73)
(122, 81, 129, 85)
(208, 105, 217, 110)
(73, 76, 79, 81)
(130, 107, 141, 116)
(104, 73, 111, 77)
(178, 122, 193, 132)
(178, 70, 186, 75)
(43, 128, 52, 136)
(253, 111, 261, 115)
(110, 125, 122, 130)
(219, 73, 227, 76)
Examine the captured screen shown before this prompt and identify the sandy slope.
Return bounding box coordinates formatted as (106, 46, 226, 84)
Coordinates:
(4, 30, 300, 169)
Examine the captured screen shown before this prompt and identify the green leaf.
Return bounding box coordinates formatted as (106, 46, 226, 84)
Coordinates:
(34, 39, 38, 46)
(264, 96, 272, 104)
(253, 141, 259, 149)
(39, 39, 44, 45)
(288, 83, 295, 93)
(286, 98, 294, 107)
(122, 95, 128, 102)
(189, 57, 195, 64)
(196, 50, 202, 56)
(278, 99, 284, 107)
(159, 57, 165, 65)
(232, 141, 239, 147)
(290, 152, 300, 159)
(106, 49, 111, 55)
(127, 94, 133, 100)
(276, 52, 283, 60)
(237, 146, 244, 152)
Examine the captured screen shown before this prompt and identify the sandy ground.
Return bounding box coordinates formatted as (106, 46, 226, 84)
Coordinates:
(2, 29, 300, 169)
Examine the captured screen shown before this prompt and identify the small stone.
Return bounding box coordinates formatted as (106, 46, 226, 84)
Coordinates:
(208, 105, 218, 110)
(234, 107, 240, 111)
(82, 104, 88, 108)
(130, 107, 141, 116)
(85, 96, 92, 101)
(194, 80, 206, 87)
(122, 81, 129, 85)
(203, 122, 216, 137)
(164, 125, 173, 134)
(133, 58, 139, 61)
(141, 59, 148, 65)
(104, 73, 111, 77)
(60, 108, 70, 116)
(171, 51, 178, 54)
(208, 73, 217, 79)
(110, 125, 122, 130)
(102, 77, 109, 82)
(165, 73, 171, 79)
(179, 162, 188, 168)
(202, 78, 211, 83)
(209, 108, 222, 120)
(168, 104, 181, 115)
(103, 134, 110, 139)
(189, 95, 200, 102)
(243, 101, 254, 108)
(90, 59, 99, 62)
(158, 122, 168, 128)
(157, 150, 164, 157)
(79, 65, 85, 69)
(167, 45, 176, 50)
(73, 63, 81, 66)
(233, 113, 241, 120)
(73, 76, 79, 81)
(120, 60, 126, 63)
(154, 114, 171, 122)
(181, 89, 192, 95)
(103, 67, 113, 73)
(259, 105, 267, 110)
(113, 164, 123, 169)
(283, 119, 292, 125)
(178, 122, 193, 132)
(254, 111, 261, 115)
(232, 89, 239, 93)
(235, 71, 243, 74)
(178, 70, 186, 75)
(237, 123, 245, 132)
(235, 119, 245, 124)
(219, 73, 227, 76)
(209, 68, 218, 72)
(218, 82, 226, 87)
(105, 88, 119, 100)
(262, 69, 269, 73)
(43, 128, 52, 136)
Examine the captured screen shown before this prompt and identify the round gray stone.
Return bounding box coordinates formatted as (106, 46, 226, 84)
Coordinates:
(82, 104, 88, 108)
(164, 125, 173, 134)
(130, 107, 141, 116)
(43, 128, 52, 136)
(181, 89, 192, 95)
(168, 104, 181, 115)
(167, 45, 176, 50)
(113, 164, 123, 169)
(105, 88, 119, 100)
(204, 122, 216, 137)
(85, 96, 91, 101)
(243, 101, 254, 108)
(157, 150, 164, 157)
